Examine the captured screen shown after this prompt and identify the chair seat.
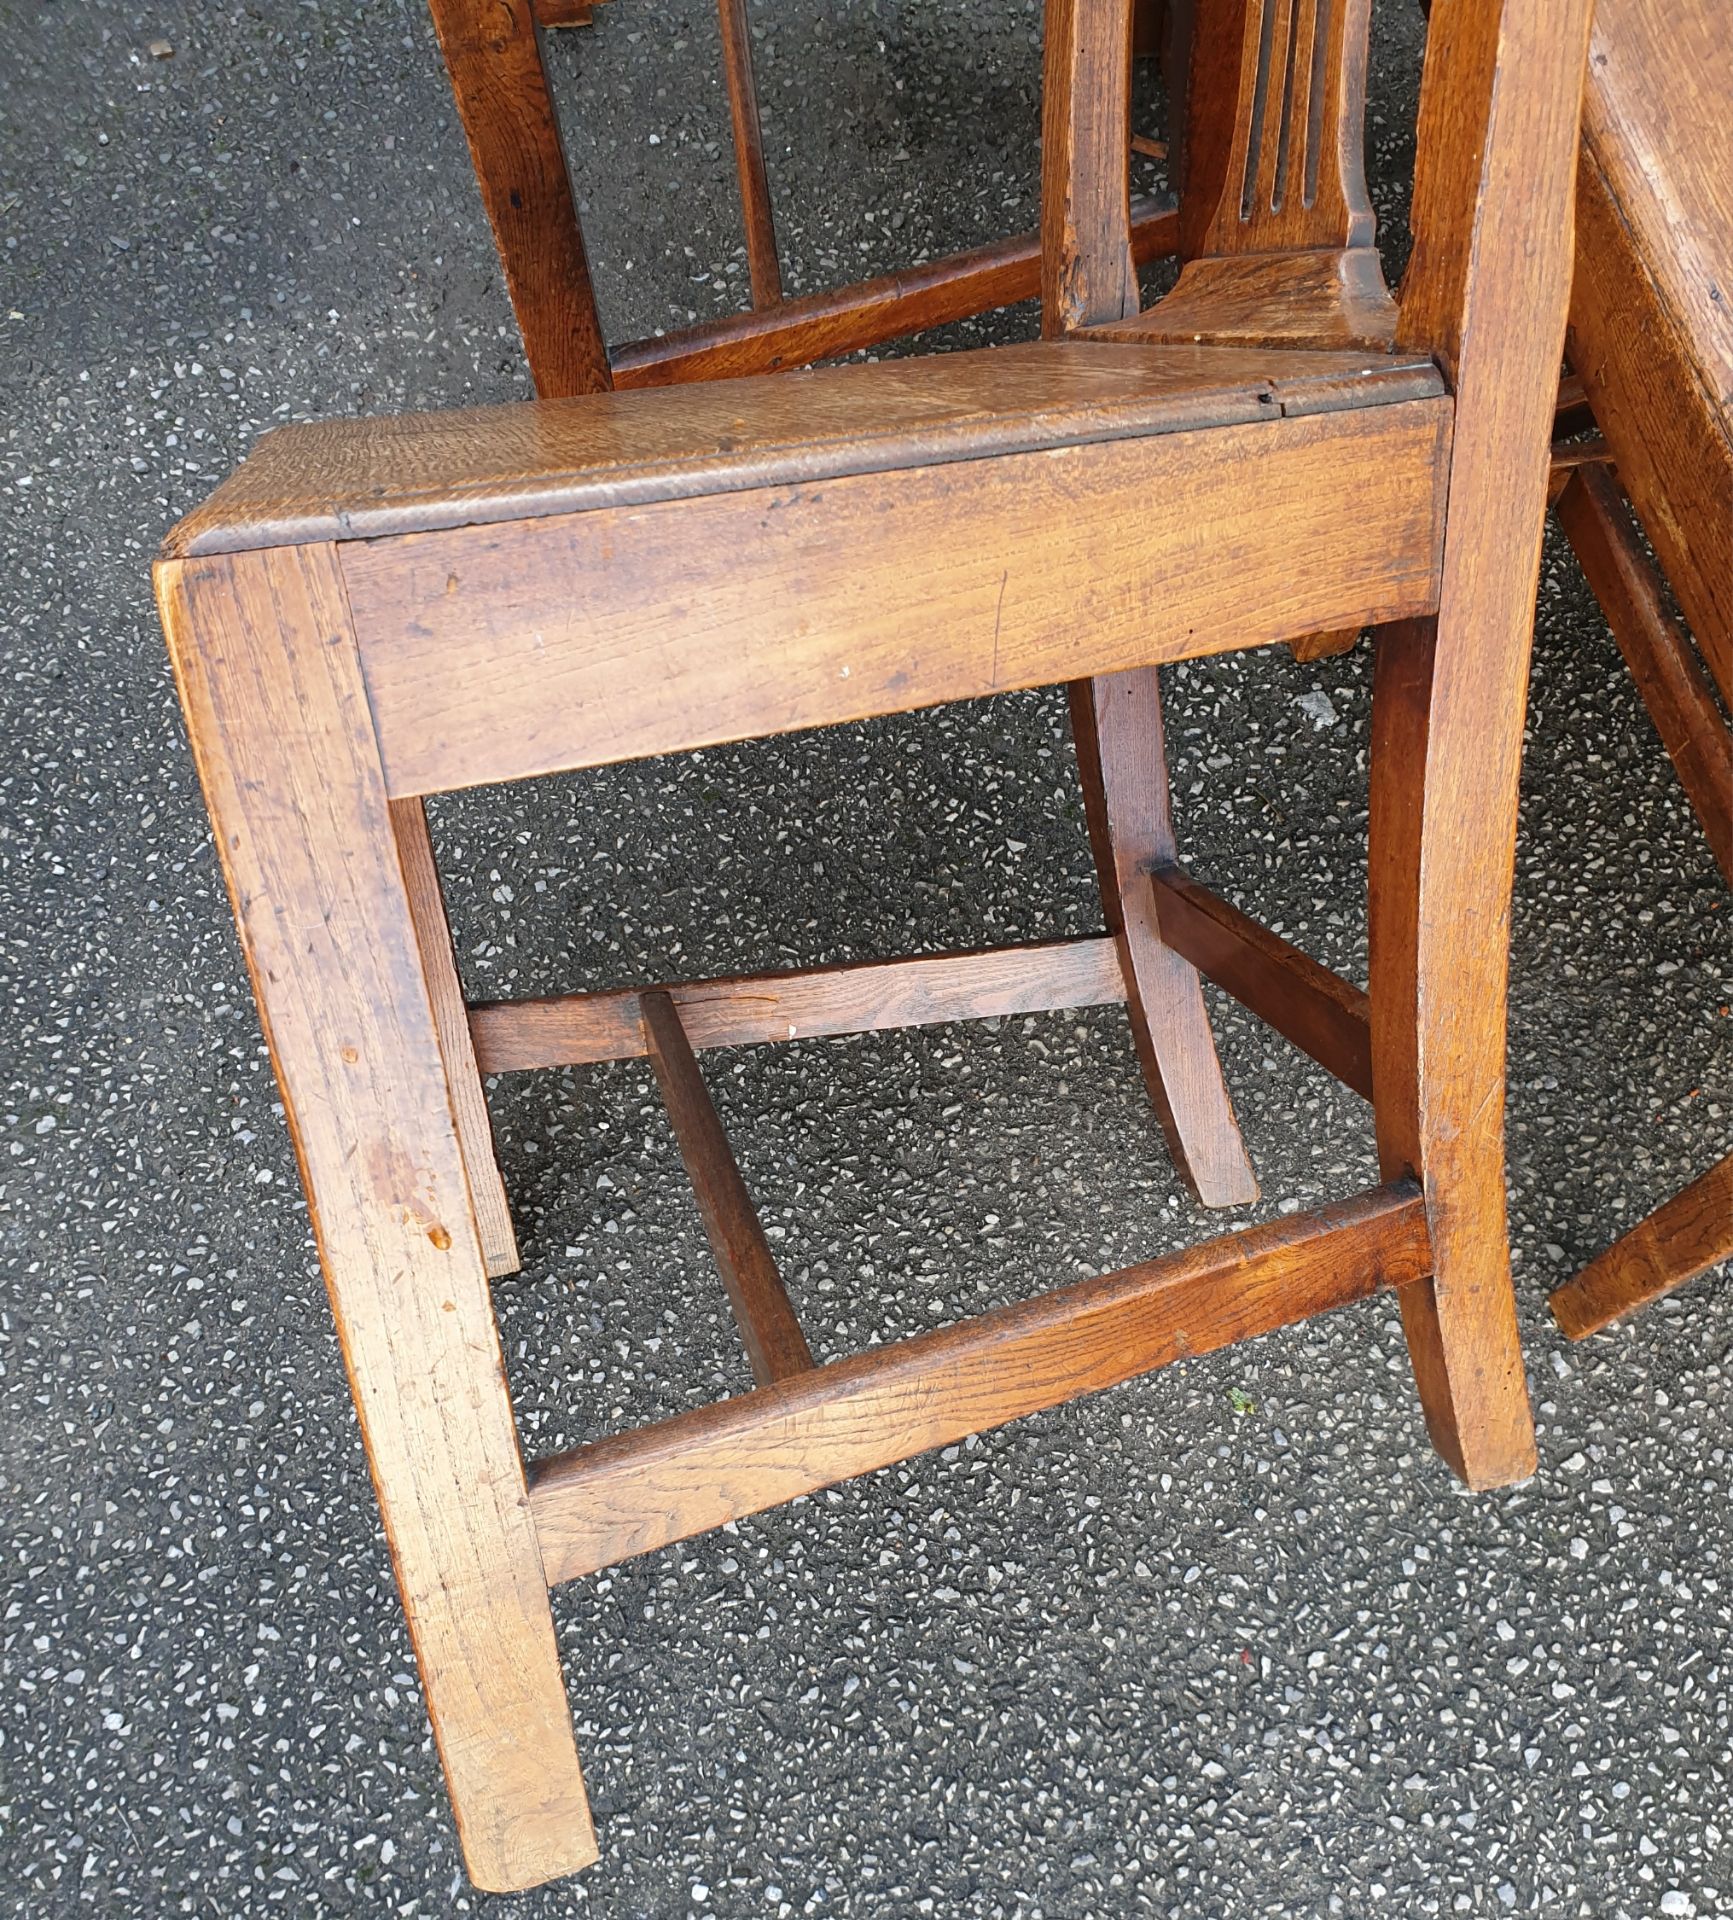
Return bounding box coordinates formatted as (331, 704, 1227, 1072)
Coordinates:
(163, 339, 1443, 558)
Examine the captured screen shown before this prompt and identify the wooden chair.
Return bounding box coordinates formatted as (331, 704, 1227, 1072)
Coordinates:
(1543, 0, 1732, 1340)
(155, 0, 1591, 1889)
(425, 0, 1181, 397)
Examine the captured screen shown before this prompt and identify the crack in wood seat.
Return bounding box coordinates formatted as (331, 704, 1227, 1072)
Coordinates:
(155, 0, 1592, 1889)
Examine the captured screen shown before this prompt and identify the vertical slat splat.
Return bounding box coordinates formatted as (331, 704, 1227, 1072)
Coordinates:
(1183, 0, 1374, 257)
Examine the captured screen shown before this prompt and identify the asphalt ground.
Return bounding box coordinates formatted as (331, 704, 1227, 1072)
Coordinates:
(1, 1, 1729, 1915)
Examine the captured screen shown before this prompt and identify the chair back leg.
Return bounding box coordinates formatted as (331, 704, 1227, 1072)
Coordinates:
(1070, 670, 1259, 1206)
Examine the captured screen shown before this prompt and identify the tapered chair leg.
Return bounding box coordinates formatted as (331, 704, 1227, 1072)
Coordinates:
(157, 544, 593, 1893)
(1070, 669, 1258, 1207)
(1368, 621, 1536, 1490)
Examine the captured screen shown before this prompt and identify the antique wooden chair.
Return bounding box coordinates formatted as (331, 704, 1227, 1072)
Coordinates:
(1542, 0, 1732, 1339)
(156, 0, 1590, 1888)
(425, 0, 1179, 396)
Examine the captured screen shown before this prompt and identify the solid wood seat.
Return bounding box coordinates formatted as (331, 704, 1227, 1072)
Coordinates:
(161, 340, 1446, 559)
(155, 0, 1591, 1890)
(1543, 0, 1732, 1337)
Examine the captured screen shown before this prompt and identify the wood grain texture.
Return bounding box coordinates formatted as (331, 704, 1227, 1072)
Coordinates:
(426, 0, 610, 401)
(1042, 0, 1139, 335)
(1150, 865, 1372, 1099)
(1549, 1152, 1733, 1340)
(1069, 671, 1257, 1206)
(156, 545, 592, 1892)
(1565, 0, 1733, 698)
(1556, 468, 1733, 888)
(469, 938, 1128, 1071)
(610, 198, 1181, 386)
(1287, 626, 1361, 662)
(389, 797, 520, 1276)
(715, 0, 782, 309)
(1371, 0, 1594, 1489)
(1143, 0, 1404, 349)
(530, 1182, 1431, 1582)
(1112, 246, 1396, 350)
(166, 340, 1441, 558)
(343, 393, 1451, 798)
(641, 992, 814, 1384)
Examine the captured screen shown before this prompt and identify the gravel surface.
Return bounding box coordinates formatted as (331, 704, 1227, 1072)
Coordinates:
(2, 1, 1730, 1915)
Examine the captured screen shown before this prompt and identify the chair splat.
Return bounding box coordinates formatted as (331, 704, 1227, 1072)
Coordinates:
(1122, 0, 1395, 349)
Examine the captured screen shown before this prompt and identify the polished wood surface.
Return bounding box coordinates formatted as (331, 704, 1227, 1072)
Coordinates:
(714, 0, 781, 310)
(1109, 245, 1397, 350)
(530, 1182, 1431, 1583)
(158, 0, 1598, 1882)
(1070, 671, 1258, 1205)
(1179, 0, 1376, 259)
(1363, 0, 1593, 1488)
(158, 546, 595, 1889)
(1144, 0, 1392, 348)
(426, 0, 610, 401)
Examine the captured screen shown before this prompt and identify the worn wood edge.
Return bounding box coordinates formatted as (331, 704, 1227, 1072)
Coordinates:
(468, 937, 1128, 1072)
(1578, 84, 1733, 466)
(153, 548, 598, 1889)
(388, 798, 520, 1277)
(1149, 867, 1374, 1100)
(640, 991, 815, 1386)
(1568, 139, 1733, 688)
(528, 1184, 1430, 1583)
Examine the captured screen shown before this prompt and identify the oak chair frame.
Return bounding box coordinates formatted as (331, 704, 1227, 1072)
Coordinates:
(158, 0, 1591, 1889)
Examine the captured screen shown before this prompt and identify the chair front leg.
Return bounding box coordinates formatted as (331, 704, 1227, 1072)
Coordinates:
(158, 543, 594, 1891)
